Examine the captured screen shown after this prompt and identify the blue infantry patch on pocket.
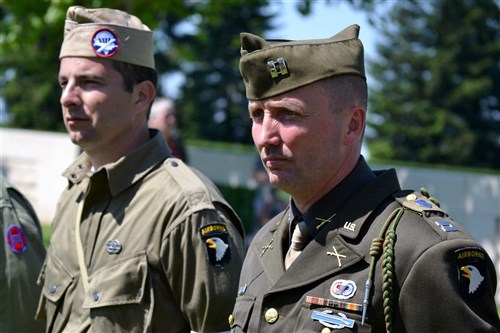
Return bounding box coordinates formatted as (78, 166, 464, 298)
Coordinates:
(455, 247, 487, 298)
(200, 223, 231, 267)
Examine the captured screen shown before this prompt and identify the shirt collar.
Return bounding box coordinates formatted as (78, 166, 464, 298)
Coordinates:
(291, 155, 376, 237)
(63, 129, 171, 196)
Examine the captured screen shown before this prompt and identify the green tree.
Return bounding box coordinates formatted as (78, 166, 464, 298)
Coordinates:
(367, 0, 500, 169)
(0, 0, 273, 142)
(156, 0, 273, 143)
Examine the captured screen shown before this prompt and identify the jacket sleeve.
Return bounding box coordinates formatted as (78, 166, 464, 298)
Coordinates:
(399, 238, 500, 332)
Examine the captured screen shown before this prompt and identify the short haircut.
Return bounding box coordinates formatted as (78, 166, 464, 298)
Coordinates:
(111, 60, 158, 93)
(320, 75, 367, 113)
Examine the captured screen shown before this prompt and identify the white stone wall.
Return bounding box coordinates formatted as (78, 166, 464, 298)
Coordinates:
(1, 128, 79, 222)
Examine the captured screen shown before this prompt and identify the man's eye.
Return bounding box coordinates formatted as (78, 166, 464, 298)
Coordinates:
(250, 110, 264, 121)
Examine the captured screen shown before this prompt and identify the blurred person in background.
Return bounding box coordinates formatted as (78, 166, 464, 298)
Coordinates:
(249, 156, 286, 245)
(1, 175, 46, 332)
(149, 97, 188, 162)
(229, 25, 499, 332)
(35, 6, 245, 333)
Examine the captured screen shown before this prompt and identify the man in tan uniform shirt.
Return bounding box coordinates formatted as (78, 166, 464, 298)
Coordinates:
(35, 6, 245, 333)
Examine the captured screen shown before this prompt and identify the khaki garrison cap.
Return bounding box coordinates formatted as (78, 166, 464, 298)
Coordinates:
(60, 6, 155, 69)
(239, 24, 365, 100)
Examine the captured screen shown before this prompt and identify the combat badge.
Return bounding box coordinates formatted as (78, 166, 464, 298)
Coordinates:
(6, 224, 27, 254)
(455, 247, 488, 298)
(200, 223, 231, 267)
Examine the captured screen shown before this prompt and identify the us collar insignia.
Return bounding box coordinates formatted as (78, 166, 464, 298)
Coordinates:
(455, 247, 487, 298)
(200, 223, 231, 267)
(267, 57, 288, 79)
(6, 224, 27, 254)
(92, 28, 120, 58)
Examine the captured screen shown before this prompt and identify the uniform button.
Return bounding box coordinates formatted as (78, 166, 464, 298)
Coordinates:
(49, 285, 57, 294)
(406, 193, 417, 201)
(171, 161, 178, 167)
(321, 328, 332, 333)
(264, 308, 279, 324)
(228, 314, 234, 326)
(93, 292, 100, 302)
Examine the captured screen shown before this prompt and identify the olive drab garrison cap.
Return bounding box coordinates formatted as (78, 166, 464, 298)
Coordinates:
(239, 24, 365, 100)
(59, 6, 155, 69)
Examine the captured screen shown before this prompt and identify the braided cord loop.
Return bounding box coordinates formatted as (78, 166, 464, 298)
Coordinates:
(361, 206, 405, 332)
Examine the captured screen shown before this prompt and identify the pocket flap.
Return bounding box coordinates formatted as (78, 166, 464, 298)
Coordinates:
(42, 254, 73, 303)
(231, 296, 255, 330)
(83, 251, 148, 309)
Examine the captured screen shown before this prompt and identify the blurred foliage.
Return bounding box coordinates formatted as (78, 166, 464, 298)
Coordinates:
(366, 0, 500, 169)
(0, 0, 374, 143)
(0, 0, 275, 141)
(1, 0, 498, 168)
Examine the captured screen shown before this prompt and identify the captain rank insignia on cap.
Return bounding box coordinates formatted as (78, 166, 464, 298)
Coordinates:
(200, 223, 231, 267)
(455, 247, 487, 298)
(267, 57, 288, 79)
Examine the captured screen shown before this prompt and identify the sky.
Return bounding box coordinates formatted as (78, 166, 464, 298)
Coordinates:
(163, 1, 376, 156)
(267, 1, 378, 83)
(164, 1, 378, 99)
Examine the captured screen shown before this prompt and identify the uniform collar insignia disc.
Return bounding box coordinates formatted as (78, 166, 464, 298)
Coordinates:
(92, 28, 120, 58)
(105, 239, 122, 254)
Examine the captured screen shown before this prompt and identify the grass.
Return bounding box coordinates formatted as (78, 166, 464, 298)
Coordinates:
(41, 223, 51, 249)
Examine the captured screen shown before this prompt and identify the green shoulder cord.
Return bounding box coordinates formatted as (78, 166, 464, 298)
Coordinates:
(361, 206, 405, 332)
(361, 188, 440, 332)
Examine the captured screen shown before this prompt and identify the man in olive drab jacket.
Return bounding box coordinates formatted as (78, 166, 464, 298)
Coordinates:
(35, 6, 245, 333)
(229, 25, 500, 332)
(1, 175, 46, 332)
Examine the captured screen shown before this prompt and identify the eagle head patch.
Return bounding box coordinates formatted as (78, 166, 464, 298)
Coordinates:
(200, 223, 231, 267)
(455, 247, 488, 298)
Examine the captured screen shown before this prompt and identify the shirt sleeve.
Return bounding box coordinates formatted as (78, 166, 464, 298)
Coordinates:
(162, 207, 245, 333)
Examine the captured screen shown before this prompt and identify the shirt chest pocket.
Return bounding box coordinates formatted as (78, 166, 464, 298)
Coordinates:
(36, 252, 74, 332)
(83, 251, 153, 333)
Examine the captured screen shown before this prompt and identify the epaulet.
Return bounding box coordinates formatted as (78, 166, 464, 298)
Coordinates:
(163, 158, 216, 213)
(163, 158, 244, 237)
(394, 188, 448, 217)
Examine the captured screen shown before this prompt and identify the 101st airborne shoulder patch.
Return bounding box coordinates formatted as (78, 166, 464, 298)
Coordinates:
(200, 223, 231, 268)
(455, 247, 488, 298)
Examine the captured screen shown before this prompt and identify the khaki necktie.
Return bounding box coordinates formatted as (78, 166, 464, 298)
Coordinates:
(284, 220, 312, 270)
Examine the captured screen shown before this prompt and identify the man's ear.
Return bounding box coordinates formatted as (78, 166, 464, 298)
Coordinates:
(344, 106, 366, 146)
(134, 80, 156, 110)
